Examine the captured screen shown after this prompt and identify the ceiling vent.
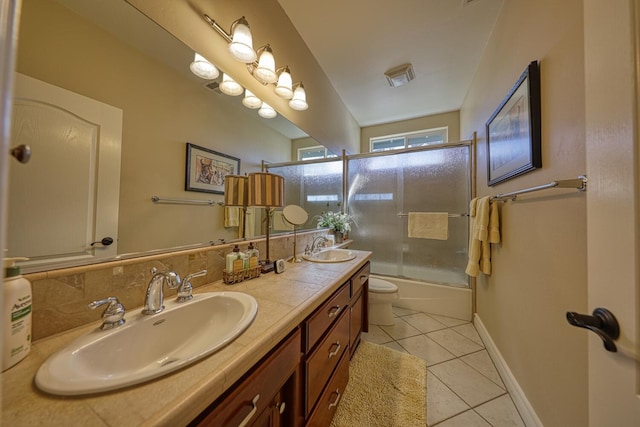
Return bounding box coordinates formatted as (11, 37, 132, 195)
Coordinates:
(203, 80, 222, 94)
(384, 64, 415, 88)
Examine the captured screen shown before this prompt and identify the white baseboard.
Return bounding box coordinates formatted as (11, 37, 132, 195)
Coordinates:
(473, 314, 544, 427)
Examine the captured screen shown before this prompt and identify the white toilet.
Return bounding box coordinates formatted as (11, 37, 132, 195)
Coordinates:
(368, 277, 399, 325)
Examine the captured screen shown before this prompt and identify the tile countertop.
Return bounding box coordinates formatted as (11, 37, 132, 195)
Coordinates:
(1, 249, 371, 427)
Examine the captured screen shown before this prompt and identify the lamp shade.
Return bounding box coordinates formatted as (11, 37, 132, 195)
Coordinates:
(258, 102, 277, 119)
(242, 89, 262, 109)
(289, 83, 308, 110)
(275, 67, 293, 99)
(253, 45, 277, 84)
(190, 53, 219, 80)
(219, 73, 244, 96)
(224, 175, 248, 207)
(247, 172, 284, 207)
(228, 17, 257, 63)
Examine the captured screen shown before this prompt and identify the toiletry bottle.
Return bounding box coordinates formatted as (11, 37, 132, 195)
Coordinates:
(226, 245, 239, 272)
(2, 257, 32, 371)
(246, 242, 259, 269)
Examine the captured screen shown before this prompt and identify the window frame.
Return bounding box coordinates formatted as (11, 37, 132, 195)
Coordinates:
(370, 127, 448, 152)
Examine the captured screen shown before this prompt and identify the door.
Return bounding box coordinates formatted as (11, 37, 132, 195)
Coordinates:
(8, 73, 122, 269)
(584, 0, 640, 425)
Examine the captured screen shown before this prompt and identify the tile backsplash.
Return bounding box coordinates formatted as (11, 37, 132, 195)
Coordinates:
(26, 230, 330, 341)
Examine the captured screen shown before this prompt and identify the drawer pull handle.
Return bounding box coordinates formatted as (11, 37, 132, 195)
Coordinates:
(277, 401, 286, 414)
(328, 341, 341, 358)
(360, 274, 368, 281)
(328, 305, 341, 318)
(328, 389, 341, 409)
(238, 394, 260, 427)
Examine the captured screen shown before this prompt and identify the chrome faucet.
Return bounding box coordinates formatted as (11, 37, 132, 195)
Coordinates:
(310, 236, 329, 253)
(176, 269, 207, 302)
(88, 296, 126, 330)
(142, 268, 181, 315)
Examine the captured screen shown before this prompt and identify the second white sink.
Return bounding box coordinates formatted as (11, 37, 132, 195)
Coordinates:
(35, 291, 258, 396)
(303, 248, 356, 263)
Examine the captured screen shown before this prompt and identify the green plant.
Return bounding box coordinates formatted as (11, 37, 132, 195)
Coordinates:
(316, 211, 353, 234)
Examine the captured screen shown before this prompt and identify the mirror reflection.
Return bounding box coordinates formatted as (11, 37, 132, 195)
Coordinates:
(9, 0, 322, 272)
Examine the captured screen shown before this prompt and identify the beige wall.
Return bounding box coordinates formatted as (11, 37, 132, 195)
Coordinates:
(460, 0, 588, 425)
(17, 0, 292, 254)
(360, 110, 460, 152)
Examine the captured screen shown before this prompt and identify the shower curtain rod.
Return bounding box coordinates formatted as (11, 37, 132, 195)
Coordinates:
(397, 213, 469, 218)
(490, 175, 587, 202)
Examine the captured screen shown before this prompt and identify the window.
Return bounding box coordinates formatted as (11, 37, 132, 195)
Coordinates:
(297, 146, 338, 161)
(370, 127, 448, 152)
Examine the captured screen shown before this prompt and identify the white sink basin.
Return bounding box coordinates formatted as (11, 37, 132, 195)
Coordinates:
(35, 291, 257, 395)
(303, 248, 356, 263)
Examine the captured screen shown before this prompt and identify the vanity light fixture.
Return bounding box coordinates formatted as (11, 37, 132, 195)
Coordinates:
(253, 45, 277, 84)
(274, 66, 293, 99)
(202, 13, 309, 111)
(190, 53, 219, 80)
(258, 102, 277, 119)
(219, 73, 244, 96)
(242, 89, 263, 109)
(288, 83, 308, 111)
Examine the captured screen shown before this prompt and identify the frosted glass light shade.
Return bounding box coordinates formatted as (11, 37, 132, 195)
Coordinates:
(253, 45, 277, 84)
(190, 53, 219, 80)
(219, 73, 244, 96)
(228, 17, 257, 63)
(242, 89, 262, 109)
(275, 67, 293, 99)
(258, 102, 277, 119)
(289, 83, 308, 110)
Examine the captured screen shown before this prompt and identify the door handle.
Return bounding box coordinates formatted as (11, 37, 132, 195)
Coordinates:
(566, 307, 620, 352)
(90, 237, 114, 246)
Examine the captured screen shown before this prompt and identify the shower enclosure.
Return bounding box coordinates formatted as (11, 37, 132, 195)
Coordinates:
(267, 141, 472, 288)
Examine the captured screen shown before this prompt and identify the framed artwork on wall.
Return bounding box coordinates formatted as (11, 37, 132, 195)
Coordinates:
(486, 60, 542, 186)
(185, 142, 240, 194)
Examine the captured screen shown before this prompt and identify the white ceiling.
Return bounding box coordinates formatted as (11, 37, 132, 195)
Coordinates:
(277, 0, 504, 127)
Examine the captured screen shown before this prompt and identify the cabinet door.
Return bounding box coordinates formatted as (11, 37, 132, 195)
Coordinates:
(350, 290, 363, 357)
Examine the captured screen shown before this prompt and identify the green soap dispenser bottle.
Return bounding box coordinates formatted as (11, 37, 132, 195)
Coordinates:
(2, 257, 32, 371)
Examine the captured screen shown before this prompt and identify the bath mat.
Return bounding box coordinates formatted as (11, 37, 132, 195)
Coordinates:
(330, 341, 427, 427)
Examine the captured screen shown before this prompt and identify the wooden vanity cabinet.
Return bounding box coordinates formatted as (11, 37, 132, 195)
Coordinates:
(192, 328, 302, 427)
(350, 262, 370, 357)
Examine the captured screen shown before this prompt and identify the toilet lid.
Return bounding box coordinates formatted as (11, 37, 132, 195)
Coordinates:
(369, 278, 398, 293)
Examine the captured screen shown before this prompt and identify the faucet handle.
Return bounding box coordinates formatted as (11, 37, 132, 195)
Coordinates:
(88, 296, 126, 330)
(177, 269, 207, 302)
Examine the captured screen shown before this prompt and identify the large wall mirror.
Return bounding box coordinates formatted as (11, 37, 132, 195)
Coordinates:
(9, 0, 322, 272)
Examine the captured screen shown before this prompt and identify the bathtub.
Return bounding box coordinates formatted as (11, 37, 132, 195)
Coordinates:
(370, 275, 472, 321)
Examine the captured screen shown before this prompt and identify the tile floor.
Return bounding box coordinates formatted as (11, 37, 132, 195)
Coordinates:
(361, 306, 526, 427)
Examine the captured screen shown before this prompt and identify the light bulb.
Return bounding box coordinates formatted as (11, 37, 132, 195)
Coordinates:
(253, 45, 277, 84)
(289, 83, 308, 110)
(275, 67, 293, 99)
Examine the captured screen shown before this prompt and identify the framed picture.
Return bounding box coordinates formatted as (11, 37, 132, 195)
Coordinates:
(185, 143, 240, 194)
(486, 60, 541, 186)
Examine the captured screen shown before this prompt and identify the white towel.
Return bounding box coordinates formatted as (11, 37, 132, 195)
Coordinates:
(242, 207, 255, 238)
(272, 210, 294, 231)
(408, 212, 449, 240)
(465, 196, 500, 277)
(224, 206, 239, 228)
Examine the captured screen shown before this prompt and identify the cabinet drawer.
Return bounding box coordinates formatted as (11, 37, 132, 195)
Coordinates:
(304, 283, 350, 352)
(196, 328, 301, 426)
(305, 309, 349, 416)
(306, 349, 350, 427)
(351, 262, 370, 297)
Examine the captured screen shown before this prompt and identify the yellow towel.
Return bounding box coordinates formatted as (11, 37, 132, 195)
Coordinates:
(466, 196, 498, 277)
(408, 212, 449, 240)
(224, 206, 239, 228)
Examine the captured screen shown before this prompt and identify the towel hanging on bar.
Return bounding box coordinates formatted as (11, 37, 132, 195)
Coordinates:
(408, 212, 449, 240)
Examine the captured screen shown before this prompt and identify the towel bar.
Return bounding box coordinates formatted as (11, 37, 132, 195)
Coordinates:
(397, 213, 469, 218)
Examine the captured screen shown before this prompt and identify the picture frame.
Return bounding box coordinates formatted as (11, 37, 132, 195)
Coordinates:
(185, 142, 240, 194)
(486, 60, 541, 186)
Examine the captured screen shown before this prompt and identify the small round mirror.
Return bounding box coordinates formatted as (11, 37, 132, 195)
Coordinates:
(283, 205, 308, 226)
